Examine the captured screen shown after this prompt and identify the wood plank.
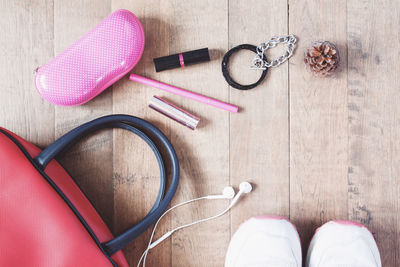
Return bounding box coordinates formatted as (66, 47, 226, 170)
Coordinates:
(288, 0, 349, 254)
(228, 0, 290, 244)
(110, 1, 173, 266)
(0, 0, 54, 146)
(166, 2, 229, 266)
(347, 0, 400, 265)
(2, 1, 400, 266)
(111, 1, 230, 266)
(53, 0, 114, 228)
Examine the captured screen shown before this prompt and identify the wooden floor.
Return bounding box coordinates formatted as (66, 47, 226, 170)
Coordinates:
(1, 0, 399, 266)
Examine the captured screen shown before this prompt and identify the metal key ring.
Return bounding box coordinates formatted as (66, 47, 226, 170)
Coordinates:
(221, 44, 268, 90)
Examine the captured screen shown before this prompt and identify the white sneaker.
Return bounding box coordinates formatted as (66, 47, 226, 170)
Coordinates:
(225, 215, 302, 267)
(306, 220, 382, 267)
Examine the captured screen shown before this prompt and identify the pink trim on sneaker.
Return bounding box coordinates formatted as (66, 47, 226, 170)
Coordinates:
(254, 215, 288, 220)
(309, 220, 374, 252)
(332, 220, 364, 227)
(314, 220, 366, 235)
(306, 220, 381, 267)
(253, 215, 301, 248)
(308, 220, 362, 255)
(225, 215, 302, 266)
(254, 215, 298, 231)
(331, 220, 374, 236)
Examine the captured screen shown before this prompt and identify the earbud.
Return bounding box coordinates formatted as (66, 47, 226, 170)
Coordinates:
(138, 181, 253, 267)
(206, 186, 235, 199)
(239, 181, 252, 194)
(222, 186, 235, 198)
(227, 181, 252, 209)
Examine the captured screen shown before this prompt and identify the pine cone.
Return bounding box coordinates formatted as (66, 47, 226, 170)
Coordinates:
(304, 41, 339, 77)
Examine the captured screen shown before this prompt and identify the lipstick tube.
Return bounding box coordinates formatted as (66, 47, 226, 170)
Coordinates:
(149, 96, 200, 130)
(153, 48, 210, 72)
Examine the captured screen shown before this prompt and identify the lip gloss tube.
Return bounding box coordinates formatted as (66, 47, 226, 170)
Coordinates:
(149, 96, 200, 130)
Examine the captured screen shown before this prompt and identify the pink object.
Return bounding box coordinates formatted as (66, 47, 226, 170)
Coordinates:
(253, 215, 301, 245)
(35, 9, 145, 106)
(178, 53, 185, 67)
(331, 220, 366, 227)
(314, 220, 368, 235)
(149, 96, 200, 130)
(307, 220, 372, 254)
(129, 74, 239, 113)
(321, 220, 373, 236)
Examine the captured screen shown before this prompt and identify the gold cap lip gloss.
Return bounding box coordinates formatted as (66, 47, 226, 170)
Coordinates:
(149, 96, 200, 130)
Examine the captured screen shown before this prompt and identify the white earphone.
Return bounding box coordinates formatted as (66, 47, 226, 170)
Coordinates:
(227, 182, 252, 208)
(205, 186, 235, 199)
(137, 181, 253, 267)
(239, 181, 253, 193)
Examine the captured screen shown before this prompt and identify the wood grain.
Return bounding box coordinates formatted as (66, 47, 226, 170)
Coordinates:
(0, 0, 399, 266)
(166, 2, 229, 267)
(347, 0, 400, 265)
(111, 1, 230, 266)
(289, 0, 349, 254)
(0, 0, 54, 147)
(111, 1, 173, 266)
(53, 0, 114, 228)
(228, 0, 290, 238)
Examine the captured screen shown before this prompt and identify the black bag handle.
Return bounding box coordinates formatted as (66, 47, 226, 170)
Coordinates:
(34, 114, 180, 256)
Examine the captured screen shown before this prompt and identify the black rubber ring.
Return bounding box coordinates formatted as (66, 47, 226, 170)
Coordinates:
(221, 44, 268, 90)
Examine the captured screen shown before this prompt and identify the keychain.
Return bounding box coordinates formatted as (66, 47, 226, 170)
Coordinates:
(222, 34, 297, 90)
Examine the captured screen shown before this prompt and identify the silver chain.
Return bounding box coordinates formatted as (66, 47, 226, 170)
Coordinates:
(251, 34, 297, 70)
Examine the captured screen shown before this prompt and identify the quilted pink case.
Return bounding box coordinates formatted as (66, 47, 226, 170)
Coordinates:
(35, 9, 145, 106)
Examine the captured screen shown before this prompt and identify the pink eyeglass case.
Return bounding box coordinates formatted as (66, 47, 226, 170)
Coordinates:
(35, 9, 145, 106)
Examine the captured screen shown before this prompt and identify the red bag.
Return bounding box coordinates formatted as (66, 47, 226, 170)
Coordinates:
(0, 115, 179, 266)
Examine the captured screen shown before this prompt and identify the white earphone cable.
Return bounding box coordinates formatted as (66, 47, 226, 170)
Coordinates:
(137, 196, 213, 267)
(137, 195, 236, 267)
(137, 183, 251, 267)
(156, 191, 243, 242)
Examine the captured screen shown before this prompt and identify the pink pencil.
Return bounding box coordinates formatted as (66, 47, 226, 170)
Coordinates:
(129, 74, 238, 113)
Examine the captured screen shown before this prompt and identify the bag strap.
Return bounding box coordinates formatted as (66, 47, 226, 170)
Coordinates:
(34, 114, 180, 256)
